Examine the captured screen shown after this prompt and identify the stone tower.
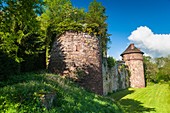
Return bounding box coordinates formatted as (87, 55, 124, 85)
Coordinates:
(48, 32, 103, 95)
(121, 43, 145, 88)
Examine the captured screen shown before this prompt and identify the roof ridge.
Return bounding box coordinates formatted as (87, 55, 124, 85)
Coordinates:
(120, 43, 144, 56)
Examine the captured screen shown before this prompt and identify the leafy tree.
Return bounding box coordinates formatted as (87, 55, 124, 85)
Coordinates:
(39, 0, 86, 65)
(85, 0, 107, 33)
(40, 0, 110, 66)
(0, 0, 110, 77)
(39, 0, 70, 65)
(0, 0, 45, 74)
(85, 0, 110, 55)
(155, 57, 166, 68)
(107, 56, 116, 68)
(144, 55, 170, 84)
(143, 56, 158, 83)
(156, 56, 170, 82)
(40, 0, 85, 35)
(0, 0, 44, 61)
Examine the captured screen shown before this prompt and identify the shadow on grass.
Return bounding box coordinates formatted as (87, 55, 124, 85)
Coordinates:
(0, 71, 47, 87)
(108, 89, 135, 101)
(119, 99, 155, 113)
(0, 72, 123, 113)
(109, 89, 155, 113)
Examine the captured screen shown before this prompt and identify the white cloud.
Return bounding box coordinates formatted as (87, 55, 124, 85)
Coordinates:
(128, 26, 170, 57)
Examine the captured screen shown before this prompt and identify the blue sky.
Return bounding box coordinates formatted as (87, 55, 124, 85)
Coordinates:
(71, 0, 170, 59)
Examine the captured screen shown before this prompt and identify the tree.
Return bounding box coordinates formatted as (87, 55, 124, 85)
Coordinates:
(39, 0, 87, 66)
(143, 56, 158, 83)
(156, 56, 170, 82)
(107, 56, 116, 68)
(0, 0, 44, 74)
(39, 0, 110, 66)
(144, 56, 170, 84)
(85, 0, 110, 55)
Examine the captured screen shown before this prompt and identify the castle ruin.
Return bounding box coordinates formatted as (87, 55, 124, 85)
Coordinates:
(48, 32, 103, 95)
(102, 60, 130, 95)
(121, 43, 145, 88)
(49, 32, 145, 95)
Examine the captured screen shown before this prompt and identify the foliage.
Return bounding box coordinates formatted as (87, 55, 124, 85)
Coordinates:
(0, 51, 20, 80)
(107, 56, 116, 68)
(109, 84, 170, 113)
(0, 71, 122, 113)
(85, 0, 111, 54)
(0, 0, 45, 76)
(39, 0, 86, 64)
(144, 55, 170, 84)
(41, 0, 109, 36)
(39, 0, 110, 63)
(0, 0, 44, 62)
(156, 56, 170, 82)
(0, 0, 110, 76)
(143, 56, 158, 83)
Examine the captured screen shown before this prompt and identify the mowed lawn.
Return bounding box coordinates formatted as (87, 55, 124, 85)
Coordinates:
(109, 84, 170, 113)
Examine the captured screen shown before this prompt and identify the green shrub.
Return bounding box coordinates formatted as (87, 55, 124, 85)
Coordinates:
(20, 53, 46, 72)
(107, 56, 116, 68)
(0, 50, 46, 81)
(0, 51, 20, 80)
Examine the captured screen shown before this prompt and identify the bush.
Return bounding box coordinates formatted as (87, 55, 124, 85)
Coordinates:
(0, 51, 20, 80)
(107, 56, 116, 68)
(0, 50, 46, 80)
(20, 53, 46, 72)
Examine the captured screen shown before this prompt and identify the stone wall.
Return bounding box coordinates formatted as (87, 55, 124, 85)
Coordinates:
(103, 59, 130, 95)
(48, 31, 134, 95)
(122, 53, 145, 88)
(48, 32, 103, 95)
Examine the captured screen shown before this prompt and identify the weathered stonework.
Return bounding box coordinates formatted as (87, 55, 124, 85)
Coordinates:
(121, 44, 145, 88)
(48, 32, 103, 95)
(48, 32, 143, 95)
(102, 59, 130, 95)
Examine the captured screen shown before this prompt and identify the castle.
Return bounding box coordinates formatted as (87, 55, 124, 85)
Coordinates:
(49, 31, 145, 95)
(121, 43, 145, 88)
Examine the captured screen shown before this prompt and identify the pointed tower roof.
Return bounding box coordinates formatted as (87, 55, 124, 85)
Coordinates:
(120, 43, 144, 56)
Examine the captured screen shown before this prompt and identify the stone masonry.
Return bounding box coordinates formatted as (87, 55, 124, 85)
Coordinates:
(102, 59, 130, 95)
(121, 43, 145, 88)
(49, 31, 144, 95)
(48, 32, 103, 95)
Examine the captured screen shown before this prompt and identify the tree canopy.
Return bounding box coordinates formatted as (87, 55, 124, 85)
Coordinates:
(0, 0, 44, 62)
(143, 55, 170, 84)
(0, 0, 45, 77)
(39, 0, 110, 64)
(0, 0, 110, 78)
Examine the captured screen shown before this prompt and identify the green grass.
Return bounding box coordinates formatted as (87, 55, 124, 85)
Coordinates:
(109, 84, 170, 113)
(0, 71, 122, 113)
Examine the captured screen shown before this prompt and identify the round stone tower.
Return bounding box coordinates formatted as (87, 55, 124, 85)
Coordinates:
(121, 43, 145, 88)
(48, 31, 103, 95)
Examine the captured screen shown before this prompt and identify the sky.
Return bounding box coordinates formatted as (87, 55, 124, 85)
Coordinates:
(71, 0, 170, 59)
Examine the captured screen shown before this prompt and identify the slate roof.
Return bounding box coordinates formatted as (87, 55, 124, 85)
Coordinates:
(120, 43, 144, 56)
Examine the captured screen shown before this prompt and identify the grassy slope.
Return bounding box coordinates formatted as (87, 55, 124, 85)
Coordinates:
(0, 71, 122, 113)
(109, 84, 170, 113)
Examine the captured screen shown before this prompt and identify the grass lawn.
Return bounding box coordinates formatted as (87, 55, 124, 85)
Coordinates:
(109, 84, 170, 113)
(0, 71, 122, 113)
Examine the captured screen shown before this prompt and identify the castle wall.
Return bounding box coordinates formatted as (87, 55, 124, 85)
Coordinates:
(48, 32, 103, 95)
(102, 59, 130, 95)
(48, 32, 135, 95)
(122, 53, 145, 88)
